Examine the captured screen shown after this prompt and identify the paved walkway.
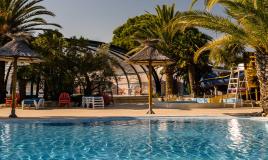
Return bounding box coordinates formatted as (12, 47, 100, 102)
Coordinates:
(0, 104, 263, 119)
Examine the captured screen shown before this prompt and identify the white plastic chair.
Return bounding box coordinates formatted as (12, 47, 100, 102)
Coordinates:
(92, 97, 104, 109)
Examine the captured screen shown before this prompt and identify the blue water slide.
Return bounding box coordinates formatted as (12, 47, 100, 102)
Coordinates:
(200, 72, 244, 89)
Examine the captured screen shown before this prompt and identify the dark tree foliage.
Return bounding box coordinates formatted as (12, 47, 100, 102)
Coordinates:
(16, 30, 114, 100)
(112, 14, 155, 51)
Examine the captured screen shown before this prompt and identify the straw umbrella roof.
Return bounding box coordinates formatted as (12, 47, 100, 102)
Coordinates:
(128, 45, 173, 66)
(0, 38, 42, 63)
(127, 40, 173, 114)
(0, 38, 43, 118)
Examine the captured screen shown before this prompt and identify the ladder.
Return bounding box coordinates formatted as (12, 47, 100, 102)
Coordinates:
(224, 66, 254, 108)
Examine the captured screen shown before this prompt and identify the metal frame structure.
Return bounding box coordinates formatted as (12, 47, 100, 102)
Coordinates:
(84, 40, 161, 95)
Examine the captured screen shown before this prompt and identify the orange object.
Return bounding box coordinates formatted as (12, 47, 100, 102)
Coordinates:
(5, 93, 20, 107)
(59, 92, 71, 107)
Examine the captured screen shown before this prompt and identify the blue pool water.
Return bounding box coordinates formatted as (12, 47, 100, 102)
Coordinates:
(0, 117, 268, 160)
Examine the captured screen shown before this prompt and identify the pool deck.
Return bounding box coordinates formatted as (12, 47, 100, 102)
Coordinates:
(0, 103, 264, 119)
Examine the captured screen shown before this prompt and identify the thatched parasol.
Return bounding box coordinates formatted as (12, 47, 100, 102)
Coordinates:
(128, 40, 173, 114)
(0, 38, 42, 118)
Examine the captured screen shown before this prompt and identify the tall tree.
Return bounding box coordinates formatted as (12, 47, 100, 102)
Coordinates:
(176, 0, 268, 114)
(0, 0, 61, 103)
(112, 14, 154, 50)
(131, 4, 211, 96)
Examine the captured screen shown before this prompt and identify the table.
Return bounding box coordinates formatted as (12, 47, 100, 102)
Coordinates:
(22, 98, 45, 110)
(70, 94, 83, 107)
(82, 96, 104, 109)
(82, 96, 94, 108)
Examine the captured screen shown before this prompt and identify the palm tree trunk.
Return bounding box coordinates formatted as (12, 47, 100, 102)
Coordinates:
(30, 80, 34, 96)
(18, 79, 27, 101)
(176, 77, 184, 96)
(165, 66, 174, 97)
(9, 57, 18, 118)
(4, 62, 12, 89)
(256, 52, 268, 115)
(36, 77, 41, 97)
(0, 61, 5, 103)
(44, 80, 49, 100)
(188, 65, 196, 97)
(84, 74, 92, 96)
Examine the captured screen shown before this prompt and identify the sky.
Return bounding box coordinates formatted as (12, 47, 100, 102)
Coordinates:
(41, 0, 224, 43)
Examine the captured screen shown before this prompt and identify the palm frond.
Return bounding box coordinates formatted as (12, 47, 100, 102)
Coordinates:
(174, 11, 246, 39)
(189, 0, 198, 10)
(194, 35, 239, 62)
(190, 0, 220, 10)
(0, 0, 61, 35)
(127, 45, 144, 56)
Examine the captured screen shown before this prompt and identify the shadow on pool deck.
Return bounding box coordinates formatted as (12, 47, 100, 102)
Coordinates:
(35, 103, 194, 111)
(9, 103, 247, 111)
(223, 112, 263, 117)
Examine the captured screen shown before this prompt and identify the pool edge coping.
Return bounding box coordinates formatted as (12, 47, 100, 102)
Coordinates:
(0, 116, 267, 123)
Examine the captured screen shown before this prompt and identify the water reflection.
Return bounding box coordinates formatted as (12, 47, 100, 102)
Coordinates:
(228, 119, 243, 146)
(0, 124, 11, 144)
(265, 123, 268, 133)
(0, 124, 11, 153)
(158, 122, 167, 131)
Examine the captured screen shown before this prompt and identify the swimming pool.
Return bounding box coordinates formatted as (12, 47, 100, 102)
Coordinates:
(0, 117, 268, 160)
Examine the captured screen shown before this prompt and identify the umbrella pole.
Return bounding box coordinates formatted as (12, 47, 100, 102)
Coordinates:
(9, 57, 18, 118)
(147, 60, 155, 114)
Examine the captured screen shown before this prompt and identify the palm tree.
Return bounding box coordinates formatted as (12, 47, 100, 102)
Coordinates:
(175, 0, 268, 114)
(0, 0, 61, 103)
(133, 4, 211, 96)
(208, 44, 244, 68)
(132, 4, 179, 96)
(0, 0, 60, 93)
(0, 0, 60, 34)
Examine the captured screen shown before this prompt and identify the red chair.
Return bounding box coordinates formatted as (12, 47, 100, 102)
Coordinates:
(5, 93, 20, 107)
(59, 92, 71, 107)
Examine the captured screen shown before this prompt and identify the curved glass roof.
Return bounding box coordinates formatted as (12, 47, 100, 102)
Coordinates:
(86, 40, 160, 95)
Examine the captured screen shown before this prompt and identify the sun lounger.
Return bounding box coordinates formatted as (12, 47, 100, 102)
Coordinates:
(22, 98, 45, 110)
